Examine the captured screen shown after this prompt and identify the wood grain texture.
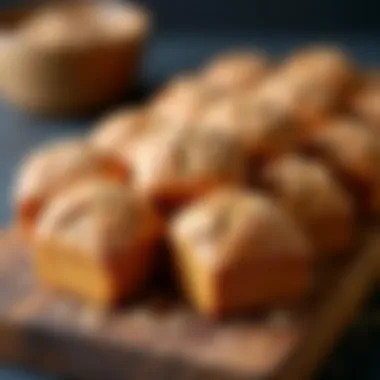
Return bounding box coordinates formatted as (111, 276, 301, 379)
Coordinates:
(0, 225, 379, 380)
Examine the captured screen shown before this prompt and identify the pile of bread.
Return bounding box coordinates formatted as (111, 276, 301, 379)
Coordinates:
(13, 46, 380, 319)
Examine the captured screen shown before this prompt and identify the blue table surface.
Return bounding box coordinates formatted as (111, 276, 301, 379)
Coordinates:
(0, 33, 380, 379)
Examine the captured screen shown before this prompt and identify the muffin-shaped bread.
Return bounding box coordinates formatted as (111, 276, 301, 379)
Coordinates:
(129, 127, 246, 209)
(201, 51, 269, 98)
(200, 84, 299, 165)
(34, 179, 163, 306)
(14, 139, 129, 232)
(19, 1, 149, 47)
(305, 119, 380, 213)
(1, 1, 150, 115)
(263, 155, 355, 255)
(148, 74, 210, 132)
(350, 72, 380, 133)
(170, 189, 313, 318)
(90, 107, 148, 155)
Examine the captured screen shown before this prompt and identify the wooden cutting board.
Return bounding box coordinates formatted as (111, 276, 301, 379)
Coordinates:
(0, 225, 379, 380)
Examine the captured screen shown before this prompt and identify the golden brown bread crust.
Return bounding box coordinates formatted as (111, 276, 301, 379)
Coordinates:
(200, 51, 270, 98)
(282, 46, 355, 91)
(19, 1, 150, 48)
(148, 74, 210, 132)
(262, 155, 355, 255)
(170, 188, 313, 318)
(90, 107, 148, 155)
(34, 179, 163, 306)
(199, 83, 300, 165)
(129, 127, 246, 209)
(14, 139, 129, 233)
(0, 1, 150, 116)
(350, 72, 380, 132)
(304, 118, 380, 214)
(279, 46, 357, 125)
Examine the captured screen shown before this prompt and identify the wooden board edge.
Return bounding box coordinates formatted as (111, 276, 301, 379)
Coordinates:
(277, 228, 380, 380)
(0, 321, 251, 380)
(0, 228, 378, 380)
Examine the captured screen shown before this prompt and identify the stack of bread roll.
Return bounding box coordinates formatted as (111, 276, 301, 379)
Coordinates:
(13, 45, 380, 319)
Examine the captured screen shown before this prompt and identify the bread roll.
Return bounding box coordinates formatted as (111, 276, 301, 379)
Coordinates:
(90, 107, 148, 155)
(129, 127, 246, 209)
(305, 118, 380, 213)
(350, 72, 380, 133)
(200, 83, 299, 165)
(148, 75, 209, 132)
(14, 139, 129, 233)
(280, 46, 357, 124)
(34, 179, 163, 306)
(201, 51, 269, 97)
(19, 0, 149, 47)
(283, 46, 355, 93)
(170, 188, 313, 318)
(263, 155, 355, 255)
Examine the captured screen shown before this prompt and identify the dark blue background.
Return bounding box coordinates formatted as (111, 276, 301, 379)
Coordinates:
(4, 0, 380, 32)
(139, 0, 380, 33)
(1, 1, 380, 379)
